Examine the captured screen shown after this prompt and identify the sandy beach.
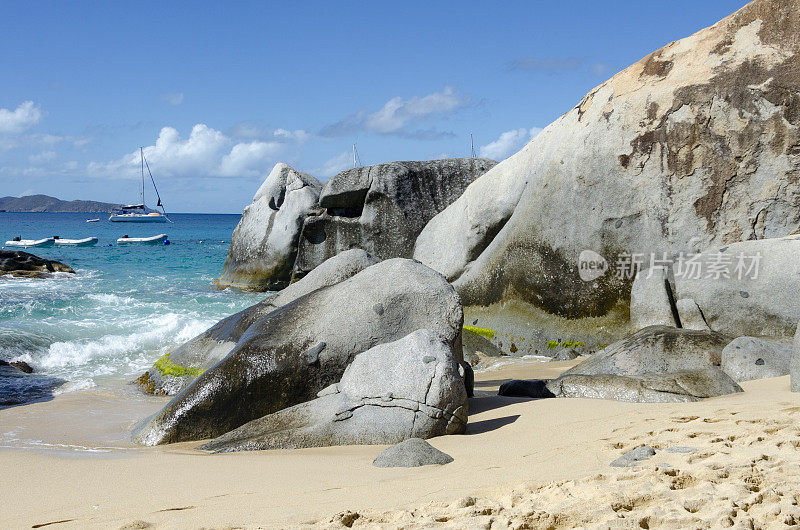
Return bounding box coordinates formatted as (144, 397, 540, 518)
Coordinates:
(1, 359, 798, 529)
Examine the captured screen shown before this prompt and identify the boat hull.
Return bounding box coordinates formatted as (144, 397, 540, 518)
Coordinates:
(55, 237, 99, 247)
(4, 238, 55, 248)
(109, 214, 167, 223)
(116, 234, 167, 244)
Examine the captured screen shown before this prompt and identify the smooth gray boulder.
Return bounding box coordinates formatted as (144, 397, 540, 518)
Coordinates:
(630, 267, 677, 330)
(557, 326, 731, 377)
(134, 259, 464, 445)
(414, 1, 800, 329)
(198, 330, 468, 452)
(373, 438, 454, 468)
(721, 336, 792, 382)
(672, 236, 800, 338)
(0, 250, 74, 278)
(546, 326, 741, 402)
(135, 249, 379, 395)
(611, 446, 655, 467)
(548, 368, 742, 403)
(462, 327, 503, 366)
(294, 158, 496, 277)
(216, 163, 322, 291)
(792, 323, 800, 392)
(676, 298, 710, 331)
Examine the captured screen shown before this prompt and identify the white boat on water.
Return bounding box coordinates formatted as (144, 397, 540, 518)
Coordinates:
(116, 234, 168, 244)
(54, 237, 99, 247)
(86, 218, 100, 223)
(4, 237, 55, 248)
(109, 148, 171, 223)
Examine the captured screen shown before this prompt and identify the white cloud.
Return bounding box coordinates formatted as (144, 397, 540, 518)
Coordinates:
(160, 92, 184, 105)
(479, 127, 542, 161)
(320, 86, 469, 138)
(28, 150, 57, 164)
(88, 123, 290, 179)
(315, 150, 354, 178)
(0, 101, 42, 134)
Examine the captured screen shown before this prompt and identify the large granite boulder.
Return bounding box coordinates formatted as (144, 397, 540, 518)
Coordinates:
(546, 326, 741, 402)
(198, 330, 468, 452)
(672, 236, 800, 338)
(721, 336, 792, 382)
(135, 249, 380, 395)
(133, 259, 463, 445)
(415, 1, 800, 332)
(0, 250, 74, 278)
(630, 267, 677, 330)
(293, 158, 496, 277)
(548, 369, 742, 403)
(215, 163, 322, 291)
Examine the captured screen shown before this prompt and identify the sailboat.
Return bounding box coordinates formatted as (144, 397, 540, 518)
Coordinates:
(109, 148, 171, 223)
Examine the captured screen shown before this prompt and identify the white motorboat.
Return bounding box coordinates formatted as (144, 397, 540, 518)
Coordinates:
(54, 237, 99, 247)
(116, 234, 168, 244)
(86, 218, 100, 223)
(109, 147, 171, 223)
(4, 237, 55, 248)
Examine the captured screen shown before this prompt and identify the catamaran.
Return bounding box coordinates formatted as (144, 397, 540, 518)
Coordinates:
(110, 148, 171, 223)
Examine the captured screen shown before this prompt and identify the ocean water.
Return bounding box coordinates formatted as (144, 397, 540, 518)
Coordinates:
(0, 212, 262, 405)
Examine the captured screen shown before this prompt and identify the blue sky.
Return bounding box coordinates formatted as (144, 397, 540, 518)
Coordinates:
(1, 0, 749, 213)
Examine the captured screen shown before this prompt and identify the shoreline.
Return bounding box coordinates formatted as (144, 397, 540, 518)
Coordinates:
(2, 360, 798, 528)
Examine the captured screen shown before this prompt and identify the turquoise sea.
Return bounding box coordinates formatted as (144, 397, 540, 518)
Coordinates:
(0, 212, 262, 405)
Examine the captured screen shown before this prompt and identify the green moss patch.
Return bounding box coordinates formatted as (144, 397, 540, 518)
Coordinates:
(153, 353, 204, 378)
(463, 325, 496, 340)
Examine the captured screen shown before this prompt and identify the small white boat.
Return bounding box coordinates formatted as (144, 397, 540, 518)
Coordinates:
(54, 237, 99, 247)
(116, 234, 167, 244)
(86, 218, 100, 223)
(4, 237, 55, 248)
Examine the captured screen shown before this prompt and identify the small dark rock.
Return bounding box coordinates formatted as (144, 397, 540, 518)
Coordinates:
(373, 438, 453, 468)
(10, 361, 33, 373)
(498, 379, 555, 399)
(301, 342, 326, 365)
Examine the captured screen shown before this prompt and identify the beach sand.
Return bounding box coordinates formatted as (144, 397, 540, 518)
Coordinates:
(2, 359, 799, 529)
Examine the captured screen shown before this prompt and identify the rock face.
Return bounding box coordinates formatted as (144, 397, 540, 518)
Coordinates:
(198, 330, 468, 452)
(0, 251, 74, 278)
(415, 1, 800, 328)
(0, 361, 64, 406)
(630, 267, 677, 330)
(373, 438, 454, 468)
(216, 163, 322, 291)
(294, 158, 496, 277)
(135, 249, 379, 395)
(675, 298, 710, 331)
(672, 236, 800, 338)
(546, 326, 742, 402)
(133, 259, 463, 445)
(721, 336, 792, 382)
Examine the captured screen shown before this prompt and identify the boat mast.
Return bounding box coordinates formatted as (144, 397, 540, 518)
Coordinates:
(352, 143, 362, 168)
(470, 133, 476, 158)
(140, 147, 145, 206)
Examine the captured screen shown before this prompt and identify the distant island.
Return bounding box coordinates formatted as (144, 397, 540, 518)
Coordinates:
(0, 195, 153, 213)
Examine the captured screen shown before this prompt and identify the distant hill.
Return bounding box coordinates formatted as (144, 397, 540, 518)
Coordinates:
(0, 195, 153, 213)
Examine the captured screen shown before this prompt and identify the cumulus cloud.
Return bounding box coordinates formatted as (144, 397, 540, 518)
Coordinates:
(160, 92, 184, 105)
(320, 86, 469, 138)
(88, 123, 292, 179)
(0, 101, 43, 134)
(479, 127, 542, 161)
